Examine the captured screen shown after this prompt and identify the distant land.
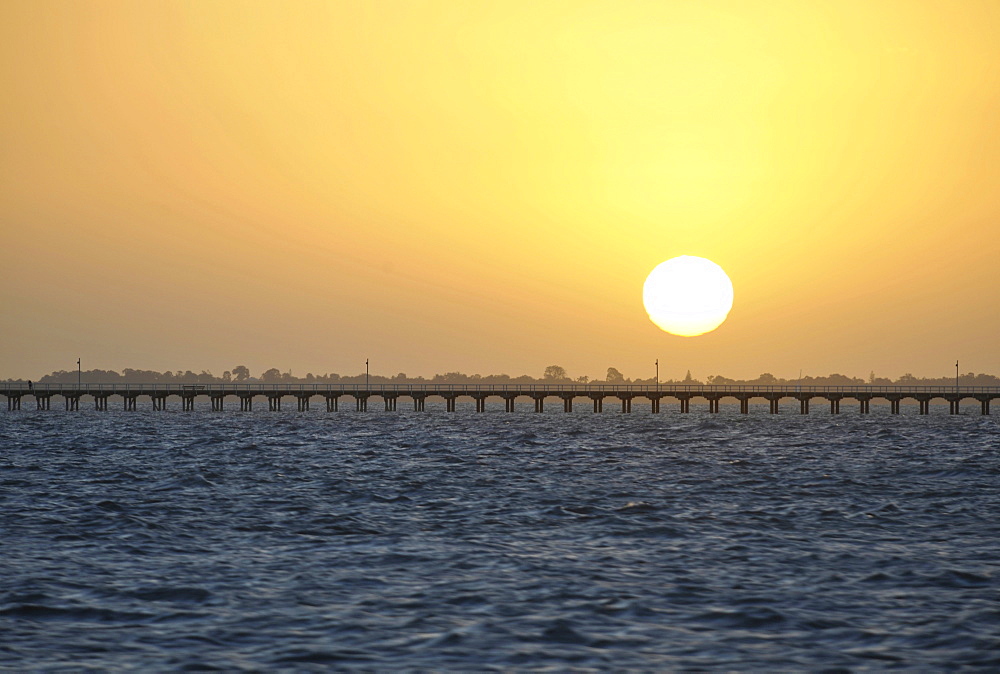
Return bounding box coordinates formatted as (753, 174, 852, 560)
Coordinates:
(9, 366, 998, 388)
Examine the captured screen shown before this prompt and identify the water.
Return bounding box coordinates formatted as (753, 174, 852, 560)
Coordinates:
(2, 402, 999, 670)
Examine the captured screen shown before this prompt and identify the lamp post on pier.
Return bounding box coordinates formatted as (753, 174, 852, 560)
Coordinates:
(956, 360, 959, 392)
(77, 358, 81, 389)
(655, 359, 659, 393)
(366, 359, 369, 393)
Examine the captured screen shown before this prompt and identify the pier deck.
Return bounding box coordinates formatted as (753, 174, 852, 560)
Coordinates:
(2, 383, 997, 415)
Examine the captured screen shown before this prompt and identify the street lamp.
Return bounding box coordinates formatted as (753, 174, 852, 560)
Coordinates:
(366, 358, 369, 392)
(77, 358, 81, 389)
(655, 359, 659, 392)
(956, 359, 959, 392)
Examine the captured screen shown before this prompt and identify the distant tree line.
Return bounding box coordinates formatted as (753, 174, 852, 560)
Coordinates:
(11, 365, 999, 387)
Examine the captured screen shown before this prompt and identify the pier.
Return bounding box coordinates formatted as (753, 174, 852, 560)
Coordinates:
(2, 383, 997, 415)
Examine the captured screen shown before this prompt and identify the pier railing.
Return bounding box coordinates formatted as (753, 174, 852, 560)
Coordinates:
(3, 383, 999, 394)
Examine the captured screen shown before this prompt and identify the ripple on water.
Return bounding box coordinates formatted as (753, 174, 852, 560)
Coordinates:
(1, 409, 999, 670)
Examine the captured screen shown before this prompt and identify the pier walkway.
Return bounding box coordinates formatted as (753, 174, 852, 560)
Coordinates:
(2, 383, 998, 415)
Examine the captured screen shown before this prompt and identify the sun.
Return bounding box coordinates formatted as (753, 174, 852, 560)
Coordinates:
(643, 256, 734, 336)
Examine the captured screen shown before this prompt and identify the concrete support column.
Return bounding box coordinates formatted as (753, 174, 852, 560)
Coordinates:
(830, 398, 840, 414)
(860, 399, 870, 414)
(890, 399, 900, 415)
(563, 397, 572, 413)
(799, 398, 809, 415)
(680, 398, 690, 413)
(709, 398, 720, 413)
(918, 399, 929, 415)
(950, 399, 960, 415)
(739, 398, 749, 414)
(240, 397, 253, 411)
(982, 399, 990, 415)
(769, 399, 779, 414)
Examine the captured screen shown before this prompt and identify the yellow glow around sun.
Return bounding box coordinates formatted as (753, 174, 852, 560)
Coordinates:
(643, 256, 734, 336)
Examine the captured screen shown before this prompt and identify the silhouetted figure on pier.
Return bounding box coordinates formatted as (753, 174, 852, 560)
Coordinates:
(28, 381, 33, 392)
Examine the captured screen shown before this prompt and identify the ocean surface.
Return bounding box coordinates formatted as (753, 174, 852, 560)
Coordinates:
(2, 401, 999, 671)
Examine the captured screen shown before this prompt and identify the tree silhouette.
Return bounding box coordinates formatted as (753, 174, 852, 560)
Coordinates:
(21, 364, 1000, 387)
(544, 365, 568, 380)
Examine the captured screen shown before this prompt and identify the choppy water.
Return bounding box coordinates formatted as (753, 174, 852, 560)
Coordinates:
(2, 401, 999, 671)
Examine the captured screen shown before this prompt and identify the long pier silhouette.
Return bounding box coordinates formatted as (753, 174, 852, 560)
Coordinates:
(2, 383, 998, 415)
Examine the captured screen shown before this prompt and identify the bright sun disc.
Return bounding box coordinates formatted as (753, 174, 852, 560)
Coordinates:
(643, 256, 734, 336)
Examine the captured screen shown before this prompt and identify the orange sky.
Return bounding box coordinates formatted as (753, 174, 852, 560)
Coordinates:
(2, 1, 999, 382)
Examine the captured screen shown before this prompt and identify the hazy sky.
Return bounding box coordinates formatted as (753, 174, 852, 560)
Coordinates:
(3, 1, 999, 381)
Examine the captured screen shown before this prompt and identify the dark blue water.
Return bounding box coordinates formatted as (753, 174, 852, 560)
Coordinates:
(2, 402, 999, 670)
